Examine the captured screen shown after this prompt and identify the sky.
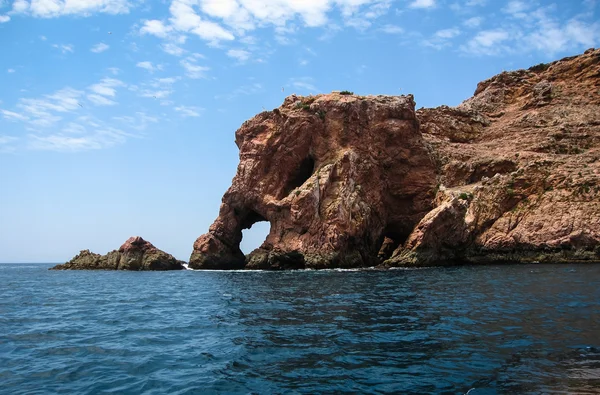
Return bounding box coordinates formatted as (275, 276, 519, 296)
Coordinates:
(0, 0, 598, 263)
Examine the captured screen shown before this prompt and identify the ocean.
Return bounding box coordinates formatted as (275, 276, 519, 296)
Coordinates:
(1, 263, 599, 394)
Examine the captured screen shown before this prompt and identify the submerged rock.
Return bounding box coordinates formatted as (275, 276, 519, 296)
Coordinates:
(191, 49, 600, 269)
(51, 236, 185, 271)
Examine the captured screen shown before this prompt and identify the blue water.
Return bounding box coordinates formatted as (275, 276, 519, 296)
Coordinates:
(1, 264, 600, 394)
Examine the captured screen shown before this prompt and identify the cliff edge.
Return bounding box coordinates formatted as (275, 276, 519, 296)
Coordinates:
(191, 49, 600, 269)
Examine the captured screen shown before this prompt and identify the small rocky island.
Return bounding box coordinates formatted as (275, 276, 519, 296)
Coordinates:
(55, 49, 600, 271)
(51, 237, 184, 271)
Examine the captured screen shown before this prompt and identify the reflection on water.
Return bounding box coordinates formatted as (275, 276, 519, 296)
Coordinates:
(0, 264, 599, 394)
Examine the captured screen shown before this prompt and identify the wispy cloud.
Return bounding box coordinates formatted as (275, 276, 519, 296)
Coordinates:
(1, 80, 157, 152)
(380, 24, 404, 34)
(7, 68, 15, 73)
(137, 0, 403, 53)
(461, 29, 510, 55)
(90, 42, 109, 53)
(423, 27, 461, 49)
(86, 78, 125, 106)
(180, 56, 209, 79)
(461, 3, 600, 56)
(175, 105, 204, 117)
(161, 42, 186, 56)
(463, 17, 483, 28)
(112, 112, 158, 131)
(52, 43, 74, 54)
(0, 135, 17, 153)
(289, 77, 319, 93)
(0, 15, 10, 23)
(136, 61, 162, 73)
(409, 0, 436, 9)
(7, 87, 83, 127)
(11, 0, 131, 18)
(227, 48, 250, 62)
(133, 76, 180, 103)
(215, 82, 263, 100)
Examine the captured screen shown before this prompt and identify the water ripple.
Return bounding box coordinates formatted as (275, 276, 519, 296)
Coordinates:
(1, 264, 599, 394)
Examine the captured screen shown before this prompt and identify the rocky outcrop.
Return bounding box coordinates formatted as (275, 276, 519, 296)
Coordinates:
(190, 94, 437, 269)
(191, 49, 600, 269)
(387, 48, 600, 266)
(51, 237, 185, 271)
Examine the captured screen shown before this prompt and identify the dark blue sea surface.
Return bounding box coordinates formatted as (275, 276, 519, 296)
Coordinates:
(1, 263, 600, 394)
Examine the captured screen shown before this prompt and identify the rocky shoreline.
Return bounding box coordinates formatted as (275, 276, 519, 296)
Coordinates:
(54, 49, 600, 271)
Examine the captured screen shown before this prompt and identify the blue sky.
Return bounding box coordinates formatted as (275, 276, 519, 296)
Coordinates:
(0, 0, 598, 263)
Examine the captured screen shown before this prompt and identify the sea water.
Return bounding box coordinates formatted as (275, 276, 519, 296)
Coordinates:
(1, 263, 599, 394)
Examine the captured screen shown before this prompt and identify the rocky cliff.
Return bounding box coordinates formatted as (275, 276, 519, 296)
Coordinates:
(51, 236, 185, 271)
(191, 49, 600, 270)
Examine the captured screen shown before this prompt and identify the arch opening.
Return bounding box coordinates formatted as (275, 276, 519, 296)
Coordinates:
(240, 221, 271, 255)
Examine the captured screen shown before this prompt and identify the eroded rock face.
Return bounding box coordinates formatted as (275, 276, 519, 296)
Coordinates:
(192, 49, 600, 269)
(190, 95, 437, 269)
(386, 48, 600, 266)
(51, 236, 185, 271)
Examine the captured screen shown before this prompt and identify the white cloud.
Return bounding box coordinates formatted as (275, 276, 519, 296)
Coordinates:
(161, 42, 186, 56)
(504, 0, 529, 18)
(227, 48, 250, 62)
(39, 35, 47, 40)
(409, 0, 435, 9)
(140, 19, 172, 38)
(0, 135, 17, 145)
(52, 43, 74, 53)
(86, 78, 124, 106)
(133, 76, 179, 100)
(107, 67, 120, 75)
(137, 0, 397, 46)
(435, 28, 460, 39)
(0, 14, 10, 23)
(28, 127, 129, 151)
(87, 94, 116, 106)
(7, 68, 15, 73)
(466, 0, 486, 5)
(289, 77, 318, 93)
(423, 27, 461, 49)
(1, 82, 155, 152)
(12, 0, 131, 18)
(1, 109, 29, 121)
(112, 112, 158, 131)
(461, 29, 510, 55)
(462, 4, 600, 56)
(6, 87, 83, 128)
(140, 90, 172, 99)
(191, 20, 235, 43)
(463, 16, 483, 28)
(380, 24, 404, 34)
(527, 18, 600, 54)
(136, 61, 162, 72)
(180, 57, 209, 79)
(90, 42, 109, 53)
(175, 105, 204, 117)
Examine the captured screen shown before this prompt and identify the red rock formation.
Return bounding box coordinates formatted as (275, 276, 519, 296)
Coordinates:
(192, 49, 600, 269)
(190, 95, 437, 269)
(389, 48, 600, 266)
(51, 236, 185, 271)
